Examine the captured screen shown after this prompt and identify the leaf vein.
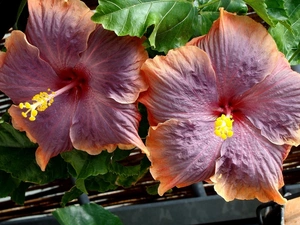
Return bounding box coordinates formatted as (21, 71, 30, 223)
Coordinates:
(159, 5, 193, 35)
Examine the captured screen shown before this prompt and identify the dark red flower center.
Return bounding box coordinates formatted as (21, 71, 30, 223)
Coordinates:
(19, 65, 90, 121)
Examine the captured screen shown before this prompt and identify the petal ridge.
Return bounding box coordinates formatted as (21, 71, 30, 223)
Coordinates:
(188, 8, 279, 100)
(212, 116, 289, 204)
(0, 31, 59, 103)
(79, 25, 148, 104)
(139, 45, 218, 125)
(146, 119, 222, 195)
(70, 91, 148, 155)
(236, 54, 300, 146)
(26, 0, 95, 72)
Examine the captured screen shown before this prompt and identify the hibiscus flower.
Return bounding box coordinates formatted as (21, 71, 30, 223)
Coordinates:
(0, 0, 148, 171)
(139, 8, 300, 204)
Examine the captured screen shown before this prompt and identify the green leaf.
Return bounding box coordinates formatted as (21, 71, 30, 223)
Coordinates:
(108, 162, 141, 188)
(85, 175, 118, 193)
(74, 178, 88, 193)
(61, 150, 110, 192)
(61, 149, 150, 197)
(244, 0, 274, 26)
(0, 147, 69, 184)
(0, 122, 36, 148)
(269, 0, 300, 65)
(0, 170, 21, 197)
(197, 11, 219, 35)
(265, 0, 288, 22)
(61, 150, 110, 179)
(110, 148, 131, 162)
(116, 174, 141, 188)
(196, 0, 248, 35)
(114, 156, 151, 187)
(53, 203, 123, 225)
(10, 182, 31, 205)
(92, 0, 199, 53)
(0, 123, 69, 184)
(109, 163, 140, 176)
(146, 183, 159, 195)
(61, 186, 84, 207)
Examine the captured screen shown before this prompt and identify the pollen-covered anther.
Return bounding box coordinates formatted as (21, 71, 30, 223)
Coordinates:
(214, 114, 234, 140)
(18, 89, 55, 121)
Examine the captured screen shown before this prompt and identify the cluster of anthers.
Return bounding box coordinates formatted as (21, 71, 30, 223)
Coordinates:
(214, 114, 234, 140)
(19, 89, 55, 121)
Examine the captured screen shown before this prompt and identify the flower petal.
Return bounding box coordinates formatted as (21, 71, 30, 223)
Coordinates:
(139, 46, 218, 125)
(146, 119, 223, 195)
(235, 54, 300, 146)
(212, 116, 290, 205)
(0, 31, 59, 102)
(70, 91, 147, 155)
(78, 25, 148, 104)
(26, 0, 95, 73)
(8, 92, 77, 171)
(187, 8, 279, 100)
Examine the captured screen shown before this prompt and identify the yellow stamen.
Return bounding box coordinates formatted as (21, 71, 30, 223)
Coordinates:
(19, 89, 55, 122)
(214, 114, 234, 140)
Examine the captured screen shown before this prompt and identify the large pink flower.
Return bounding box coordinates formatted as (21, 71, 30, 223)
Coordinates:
(139, 9, 300, 204)
(0, 0, 148, 171)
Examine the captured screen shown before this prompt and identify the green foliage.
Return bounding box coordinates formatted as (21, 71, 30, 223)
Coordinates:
(0, 146, 68, 184)
(61, 148, 150, 202)
(92, 0, 253, 52)
(0, 122, 36, 148)
(196, 0, 248, 35)
(85, 175, 118, 193)
(61, 150, 111, 193)
(0, 170, 21, 198)
(53, 203, 123, 225)
(114, 156, 150, 187)
(0, 120, 150, 207)
(146, 183, 160, 195)
(243, 0, 274, 26)
(61, 186, 84, 207)
(10, 182, 31, 205)
(269, 0, 300, 65)
(0, 122, 69, 204)
(92, 0, 199, 53)
(265, 0, 288, 22)
(62, 150, 110, 179)
(0, 123, 69, 184)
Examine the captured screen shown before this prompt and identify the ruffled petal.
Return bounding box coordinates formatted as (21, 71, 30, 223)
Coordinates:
(187, 8, 279, 100)
(26, 0, 95, 73)
(146, 119, 223, 195)
(78, 25, 148, 104)
(235, 54, 300, 146)
(70, 90, 147, 155)
(0, 31, 59, 103)
(139, 46, 219, 125)
(212, 116, 290, 205)
(8, 92, 77, 171)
